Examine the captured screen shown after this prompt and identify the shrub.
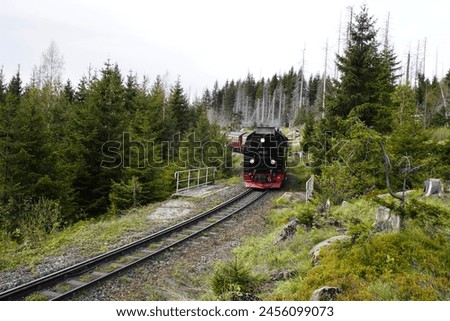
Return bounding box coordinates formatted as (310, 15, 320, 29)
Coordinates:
(109, 176, 142, 215)
(294, 202, 316, 227)
(11, 198, 62, 246)
(317, 162, 359, 204)
(375, 195, 450, 235)
(211, 256, 257, 299)
(271, 196, 290, 209)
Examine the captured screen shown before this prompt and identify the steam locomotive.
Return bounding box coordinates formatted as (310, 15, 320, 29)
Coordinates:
(242, 127, 288, 189)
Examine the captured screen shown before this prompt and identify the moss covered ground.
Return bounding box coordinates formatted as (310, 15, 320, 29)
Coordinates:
(213, 188, 450, 300)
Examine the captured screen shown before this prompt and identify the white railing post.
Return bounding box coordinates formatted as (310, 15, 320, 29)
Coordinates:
(306, 175, 314, 201)
(174, 172, 179, 193)
(188, 170, 191, 190)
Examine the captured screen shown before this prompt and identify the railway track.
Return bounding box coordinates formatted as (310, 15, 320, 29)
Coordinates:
(0, 188, 269, 301)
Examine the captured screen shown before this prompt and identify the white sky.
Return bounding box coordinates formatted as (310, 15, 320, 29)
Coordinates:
(1, 0, 449, 97)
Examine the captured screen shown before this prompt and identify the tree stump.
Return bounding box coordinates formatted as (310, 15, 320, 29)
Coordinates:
(424, 179, 442, 197)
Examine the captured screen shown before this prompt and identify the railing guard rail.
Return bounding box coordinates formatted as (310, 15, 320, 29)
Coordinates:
(174, 167, 217, 193)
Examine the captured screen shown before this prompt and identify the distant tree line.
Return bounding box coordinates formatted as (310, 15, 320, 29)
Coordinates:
(202, 69, 329, 129)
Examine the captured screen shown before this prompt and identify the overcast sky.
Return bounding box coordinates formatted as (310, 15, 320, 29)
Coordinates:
(1, 0, 449, 98)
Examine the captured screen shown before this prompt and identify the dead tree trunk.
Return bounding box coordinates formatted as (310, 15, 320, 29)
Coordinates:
(424, 178, 442, 196)
(380, 142, 405, 229)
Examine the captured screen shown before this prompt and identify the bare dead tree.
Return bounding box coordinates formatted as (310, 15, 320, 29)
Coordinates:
(39, 40, 65, 90)
(380, 142, 404, 201)
(380, 142, 405, 230)
(380, 142, 422, 229)
(321, 41, 328, 119)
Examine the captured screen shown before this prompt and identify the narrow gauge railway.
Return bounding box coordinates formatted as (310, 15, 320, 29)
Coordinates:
(0, 189, 268, 301)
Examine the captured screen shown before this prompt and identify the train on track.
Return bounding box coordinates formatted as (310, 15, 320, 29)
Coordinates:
(227, 131, 250, 152)
(228, 127, 288, 189)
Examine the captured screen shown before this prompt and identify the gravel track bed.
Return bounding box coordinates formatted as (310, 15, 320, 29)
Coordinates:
(0, 183, 247, 294)
(73, 189, 281, 301)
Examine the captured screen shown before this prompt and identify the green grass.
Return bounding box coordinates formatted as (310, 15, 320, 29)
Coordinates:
(213, 190, 450, 301)
(54, 283, 73, 293)
(217, 175, 242, 186)
(25, 293, 49, 301)
(0, 202, 161, 272)
(431, 127, 450, 141)
(147, 243, 162, 250)
(78, 273, 97, 283)
(98, 263, 120, 273)
(228, 195, 340, 299)
(294, 227, 450, 300)
(271, 196, 291, 209)
(116, 256, 137, 265)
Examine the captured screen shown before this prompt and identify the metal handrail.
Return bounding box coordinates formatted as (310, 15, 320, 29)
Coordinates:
(174, 167, 217, 193)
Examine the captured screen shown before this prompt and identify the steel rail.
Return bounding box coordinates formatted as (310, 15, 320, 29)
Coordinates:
(0, 188, 267, 301)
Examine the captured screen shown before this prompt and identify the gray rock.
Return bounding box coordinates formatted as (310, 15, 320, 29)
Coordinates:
(310, 286, 342, 301)
(310, 235, 351, 265)
(317, 199, 331, 215)
(375, 206, 401, 232)
(269, 269, 296, 281)
(274, 218, 300, 244)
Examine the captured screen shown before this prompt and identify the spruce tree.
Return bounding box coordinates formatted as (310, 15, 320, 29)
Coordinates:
(307, 74, 320, 109)
(116, 75, 175, 209)
(72, 62, 126, 216)
(330, 5, 398, 133)
(63, 80, 75, 103)
(148, 76, 171, 143)
(10, 87, 52, 198)
(211, 80, 222, 113)
(124, 72, 138, 117)
(223, 80, 236, 121)
(74, 76, 89, 105)
(6, 70, 22, 100)
(167, 79, 190, 137)
(0, 70, 22, 201)
(244, 73, 256, 102)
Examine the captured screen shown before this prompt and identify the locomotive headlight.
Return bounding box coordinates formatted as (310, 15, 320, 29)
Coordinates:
(260, 137, 265, 143)
(249, 158, 255, 164)
(270, 159, 276, 165)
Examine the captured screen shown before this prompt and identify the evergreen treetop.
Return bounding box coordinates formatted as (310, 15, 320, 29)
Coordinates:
(330, 5, 398, 133)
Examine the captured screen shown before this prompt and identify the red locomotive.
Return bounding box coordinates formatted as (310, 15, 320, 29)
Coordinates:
(242, 127, 288, 189)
